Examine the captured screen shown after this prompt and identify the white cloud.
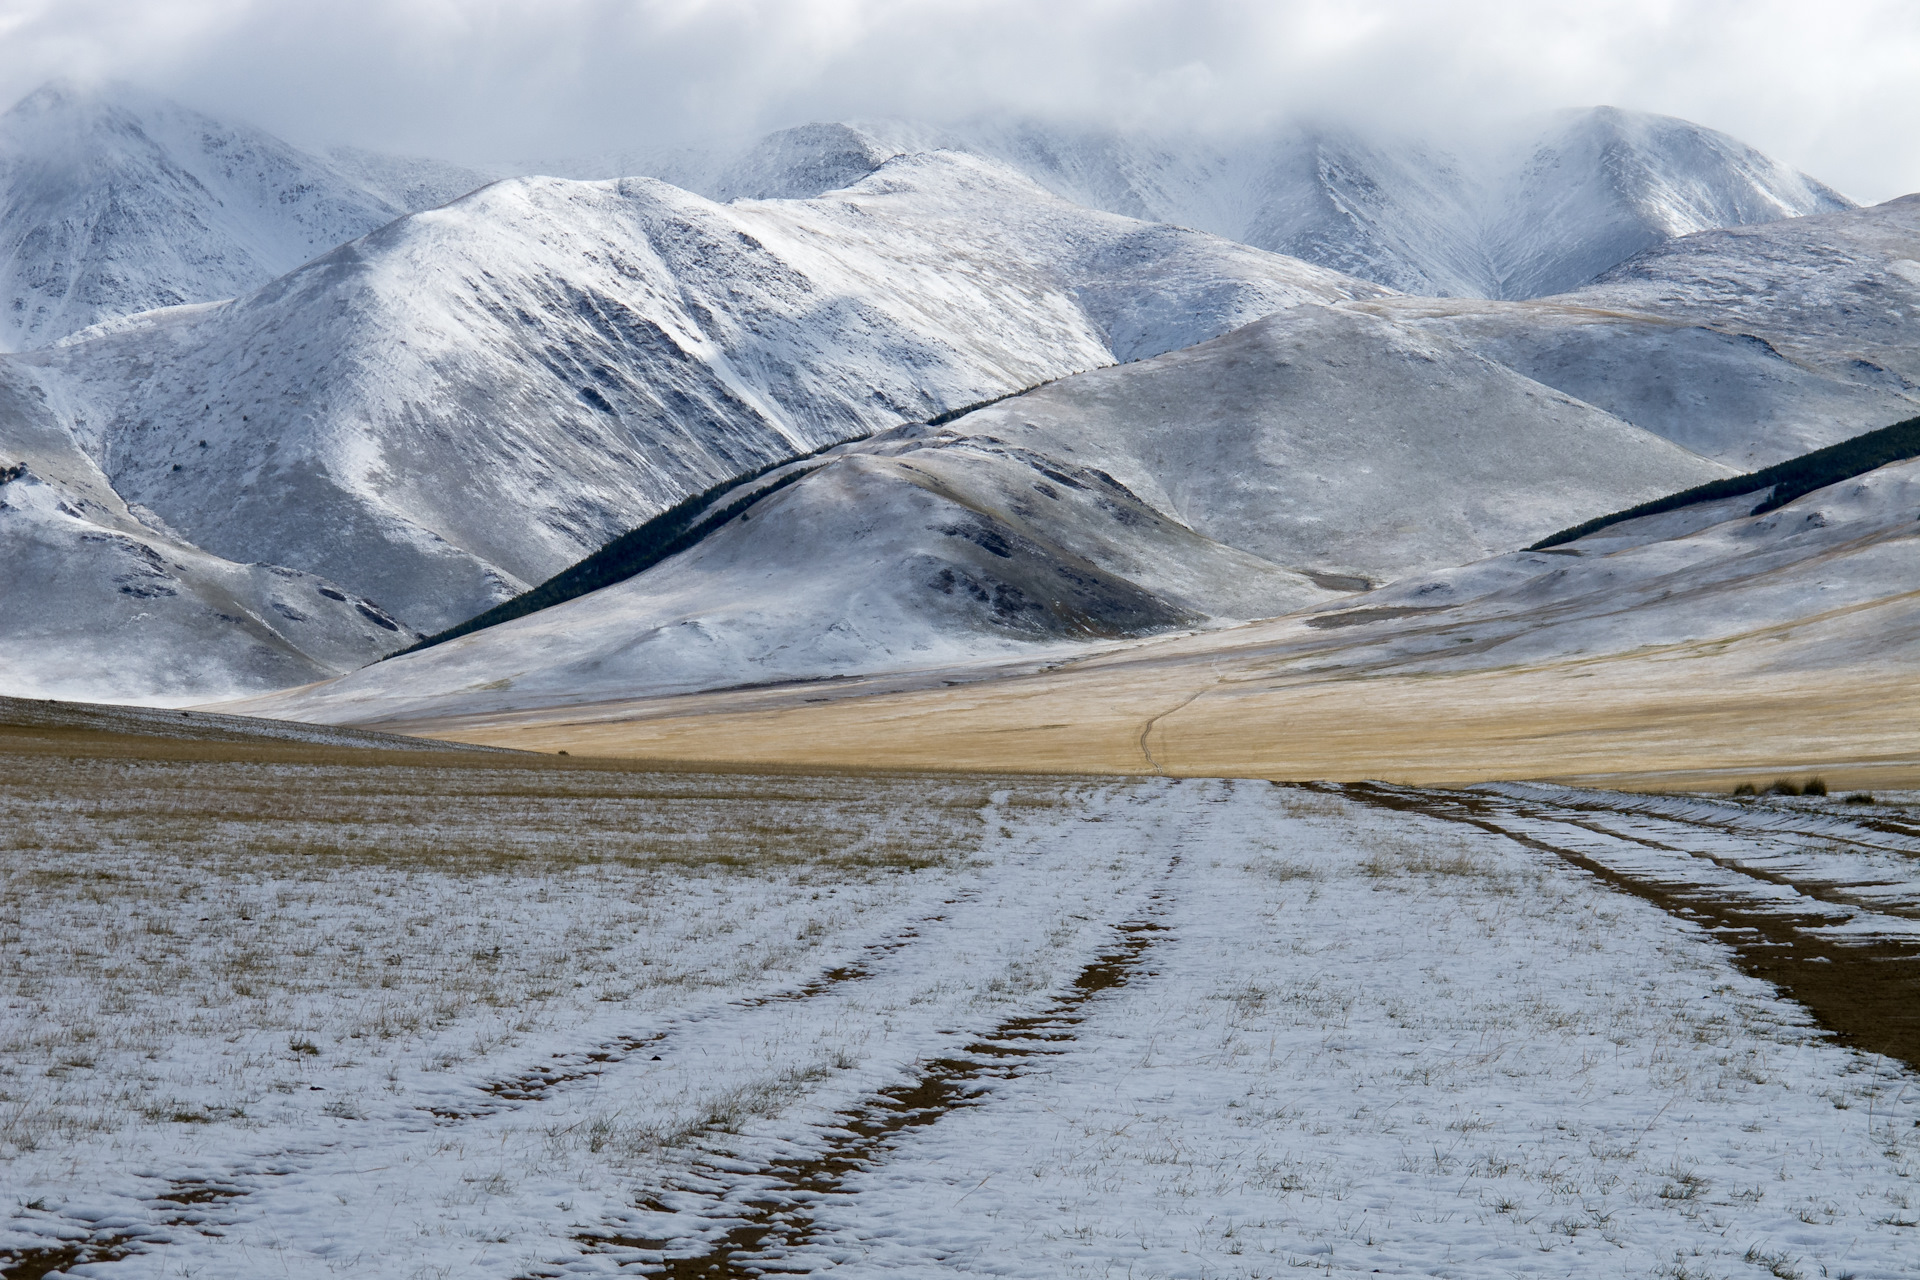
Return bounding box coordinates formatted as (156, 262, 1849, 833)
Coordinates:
(0, 0, 1914, 199)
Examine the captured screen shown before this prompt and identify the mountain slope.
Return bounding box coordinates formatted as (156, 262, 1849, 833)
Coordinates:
(224, 306, 1727, 726)
(252, 434, 1920, 785)
(1355, 195, 1920, 468)
(0, 362, 416, 703)
(699, 109, 1852, 301)
(1488, 106, 1856, 299)
(0, 82, 497, 351)
(0, 83, 400, 350)
(16, 151, 1384, 634)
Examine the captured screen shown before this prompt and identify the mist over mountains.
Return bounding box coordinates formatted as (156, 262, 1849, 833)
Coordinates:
(671, 108, 1852, 299)
(0, 80, 1913, 710)
(0, 85, 1852, 352)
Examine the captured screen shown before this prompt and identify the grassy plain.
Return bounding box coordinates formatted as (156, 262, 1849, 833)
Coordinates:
(362, 637, 1920, 793)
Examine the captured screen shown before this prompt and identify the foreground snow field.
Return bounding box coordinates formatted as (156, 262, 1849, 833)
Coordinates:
(3, 754, 1919, 1278)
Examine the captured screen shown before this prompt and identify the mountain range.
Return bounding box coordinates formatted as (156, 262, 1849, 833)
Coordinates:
(660, 107, 1853, 300)
(0, 81, 1912, 720)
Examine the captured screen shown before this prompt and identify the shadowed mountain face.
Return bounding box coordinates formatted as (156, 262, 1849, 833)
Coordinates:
(0, 360, 415, 704)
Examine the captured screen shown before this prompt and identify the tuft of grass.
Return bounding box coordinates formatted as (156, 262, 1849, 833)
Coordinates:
(1767, 779, 1801, 797)
(1802, 777, 1828, 796)
(1844, 792, 1876, 805)
(1732, 782, 1757, 797)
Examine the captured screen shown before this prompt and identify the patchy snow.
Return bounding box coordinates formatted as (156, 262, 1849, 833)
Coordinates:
(0, 361, 415, 703)
(1263, 452, 1920, 684)
(3, 770, 1916, 1277)
(1355, 195, 1920, 468)
(173, 196, 1920, 720)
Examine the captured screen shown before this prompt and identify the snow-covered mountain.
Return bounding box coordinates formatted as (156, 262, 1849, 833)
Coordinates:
(0, 86, 1890, 710)
(10, 150, 1381, 646)
(0, 82, 494, 350)
(0, 81, 1850, 356)
(690, 108, 1852, 300)
(1358, 194, 1920, 468)
(0, 361, 415, 703)
(1484, 107, 1855, 299)
(225, 305, 1728, 726)
(232, 425, 1920, 759)
(217, 194, 1920, 726)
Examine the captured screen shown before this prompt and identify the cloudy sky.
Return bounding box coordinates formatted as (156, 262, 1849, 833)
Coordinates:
(2, 0, 1916, 201)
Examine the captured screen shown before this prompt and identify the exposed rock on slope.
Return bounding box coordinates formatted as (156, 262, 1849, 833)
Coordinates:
(17, 152, 1382, 633)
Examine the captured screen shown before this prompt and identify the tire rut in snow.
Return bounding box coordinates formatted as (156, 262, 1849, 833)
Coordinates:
(554, 865, 1182, 1277)
(0, 903, 977, 1276)
(444, 899, 974, 1120)
(1329, 782, 1920, 1072)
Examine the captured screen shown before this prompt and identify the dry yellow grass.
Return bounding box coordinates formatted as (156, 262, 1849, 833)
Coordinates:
(367, 635, 1920, 792)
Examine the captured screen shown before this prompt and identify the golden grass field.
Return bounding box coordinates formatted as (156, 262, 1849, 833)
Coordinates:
(360, 630, 1920, 794)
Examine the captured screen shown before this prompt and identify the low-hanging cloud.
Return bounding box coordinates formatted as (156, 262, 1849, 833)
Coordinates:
(1, 0, 1915, 201)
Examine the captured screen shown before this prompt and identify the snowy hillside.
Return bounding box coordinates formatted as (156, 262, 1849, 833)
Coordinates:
(0, 82, 491, 350)
(16, 151, 1382, 636)
(220, 184, 1920, 726)
(228, 308, 1726, 726)
(694, 108, 1851, 300)
(1486, 106, 1856, 298)
(0, 362, 416, 703)
(1268, 451, 1920, 685)
(1356, 194, 1920, 467)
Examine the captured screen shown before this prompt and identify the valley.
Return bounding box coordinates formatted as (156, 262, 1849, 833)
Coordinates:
(5, 69, 1920, 1280)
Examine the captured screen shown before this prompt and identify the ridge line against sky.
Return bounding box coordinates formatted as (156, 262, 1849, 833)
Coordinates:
(1, 0, 1917, 203)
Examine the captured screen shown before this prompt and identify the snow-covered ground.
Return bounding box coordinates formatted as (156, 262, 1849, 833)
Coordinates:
(4, 758, 1917, 1278)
